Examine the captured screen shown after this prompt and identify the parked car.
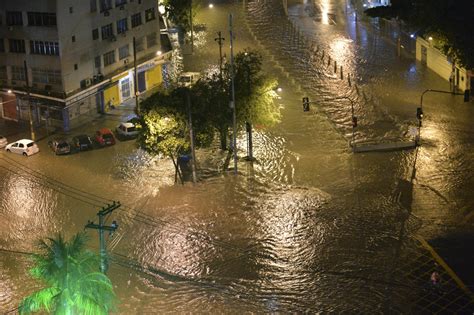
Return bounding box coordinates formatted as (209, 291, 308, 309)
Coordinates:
(116, 122, 139, 138)
(0, 136, 7, 148)
(5, 139, 39, 156)
(95, 128, 116, 146)
(178, 72, 201, 87)
(48, 138, 71, 155)
(72, 135, 93, 151)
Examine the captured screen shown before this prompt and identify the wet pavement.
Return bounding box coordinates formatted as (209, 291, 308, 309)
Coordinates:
(1, 0, 474, 313)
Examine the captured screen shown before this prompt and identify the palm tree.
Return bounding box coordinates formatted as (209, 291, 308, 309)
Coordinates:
(19, 232, 117, 314)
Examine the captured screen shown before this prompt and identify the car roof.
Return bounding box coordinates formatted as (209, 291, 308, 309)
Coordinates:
(17, 139, 34, 144)
(99, 128, 113, 134)
(120, 122, 135, 128)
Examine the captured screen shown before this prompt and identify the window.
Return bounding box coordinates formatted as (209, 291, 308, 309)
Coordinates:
(72, 35, 76, 42)
(145, 8, 155, 22)
(7, 11, 23, 26)
(74, 64, 78, 70)
(135, 36, 144, 52)
(69, 7, 73, 14)
(100, 0, 113, 12)
(90, 0, 97, 12)
(94, 56, 101, 69)
(119, 44, 129, 59)
(92, 28, 99, 40)
(30, 41, 59, 56)
(101, 23, 114, 40)
(32, 68, 62, 84)
(0, 66, 7, 80)
(115, 0, 127, 6)
(0, 39, 4, 53)
(116, 18, 128, 34)
(103, 50, 115, 66)
(27, 12, 57, 26)
(11, 66, 25, 81)
(146, 32, 157, 48)
(131, 13, 142, 28)
(9, 39, 26, 53)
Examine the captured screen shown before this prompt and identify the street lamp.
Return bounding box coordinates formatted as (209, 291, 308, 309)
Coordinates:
(229, 13, 237, 174)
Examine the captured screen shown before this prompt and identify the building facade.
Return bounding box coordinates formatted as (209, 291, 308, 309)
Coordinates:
(416, 37, 473, 93)
(0, 0, 171, 131)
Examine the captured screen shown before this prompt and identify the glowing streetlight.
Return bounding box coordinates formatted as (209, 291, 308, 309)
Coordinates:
(156, 50, 162, 56)
(276, 87, 282, 93)
(7, 89, 12, 94)
(209, 3, 214, 8)
(428, 36, 433, 41)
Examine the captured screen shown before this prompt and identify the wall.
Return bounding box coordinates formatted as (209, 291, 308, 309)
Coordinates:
(416, 37, 470, 92)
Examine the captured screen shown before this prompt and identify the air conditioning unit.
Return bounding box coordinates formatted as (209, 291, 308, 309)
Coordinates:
(8, 26, 14, 31)
(123, 59, 129, 65)
(85, 79, 92, 87)
(103, 10, 110, 16)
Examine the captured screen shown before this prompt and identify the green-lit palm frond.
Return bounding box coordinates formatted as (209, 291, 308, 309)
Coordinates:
(18, 287, 61, 314)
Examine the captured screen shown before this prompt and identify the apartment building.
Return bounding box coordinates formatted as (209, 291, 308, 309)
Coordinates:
(0, 0, 171, 131)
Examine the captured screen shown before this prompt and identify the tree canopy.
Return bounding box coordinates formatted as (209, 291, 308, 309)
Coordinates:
(19, 233, 116, 315)
(162, 0, 199, 32)
(365, 0, 474, 68)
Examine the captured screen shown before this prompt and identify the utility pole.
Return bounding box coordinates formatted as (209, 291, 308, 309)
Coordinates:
(23, 60, 36, 141)
(186, 90, 197, 183)
(190, 2, 194, 53)
(229, 13, 237, 174)
(214, 31, 225, 81)
(85, 202, 120, 273)
(133, 37, 140, 115)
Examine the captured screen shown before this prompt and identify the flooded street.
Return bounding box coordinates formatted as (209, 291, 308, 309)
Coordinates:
(1, 0, 474, 313)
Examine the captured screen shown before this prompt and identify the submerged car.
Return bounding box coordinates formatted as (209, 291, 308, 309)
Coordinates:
(95, 128, 116, 146)
(0, 136, 7, 148)
(5, 139, 39, 156)
(72, 135, 93, 151)
(48, 138, 71, 155)
(116, 122, 139, 138)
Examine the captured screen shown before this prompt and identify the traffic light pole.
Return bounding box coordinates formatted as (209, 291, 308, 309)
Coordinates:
(85, 202, 120, 273)
(418, 88, 470, 143)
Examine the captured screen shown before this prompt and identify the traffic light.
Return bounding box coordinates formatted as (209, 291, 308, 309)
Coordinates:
(352, 116, 358, 128)
(302, 97, 310, 111)
(464, 90, 470, 102)
(416, 107, 423, 120)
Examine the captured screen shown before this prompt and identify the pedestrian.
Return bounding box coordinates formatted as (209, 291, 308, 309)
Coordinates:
(431, 271, 440, 286)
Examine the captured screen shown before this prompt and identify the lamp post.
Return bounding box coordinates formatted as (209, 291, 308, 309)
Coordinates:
(23, 60, 36, 141)
(229, 13, 237, 174)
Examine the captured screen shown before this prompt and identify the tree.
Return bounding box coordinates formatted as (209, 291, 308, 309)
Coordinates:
(19, 233, 116, 315)
(138, 86, 215, 183)
(162, 0, 199, 32)
(232, 49, 281, 128)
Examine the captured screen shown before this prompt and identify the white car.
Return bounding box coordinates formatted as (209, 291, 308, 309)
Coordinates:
(115, 122, 139, 138)
(178, 72, 201, 87)
(0, 136, 7, 148)
(116, 122, 139, 138)
(5, 139, 40, 156)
